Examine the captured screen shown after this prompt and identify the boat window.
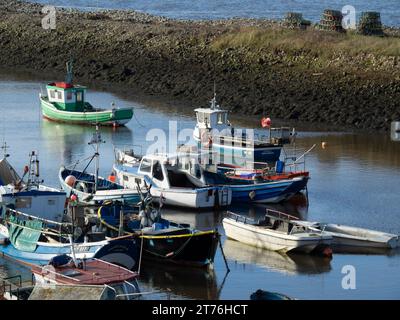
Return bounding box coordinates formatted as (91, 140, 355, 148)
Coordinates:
(152, 161, 164, 181)
(204, 114, 210, 125)
(47, 199, 56, 206)
(50, 90, 55, 99)
(197, 112, 204, 123)
(139, 159, 152, 173)
(76, 91, 83, 102)
(123, 175, 129, 181)
(66, 91, 72, 100)
(57, 91, 63, 100)
(15, 197, 32, 209)
(217, 113, 225, 124)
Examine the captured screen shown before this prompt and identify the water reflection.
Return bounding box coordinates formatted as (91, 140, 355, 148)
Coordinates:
(139, 262, 220, 300)
(40, 119, 133, 165)
(223, 239, 332, 276)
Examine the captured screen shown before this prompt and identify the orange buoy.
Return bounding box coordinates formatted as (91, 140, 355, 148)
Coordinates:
(65, 175, 77, 187)
(108, 174, 116, 182)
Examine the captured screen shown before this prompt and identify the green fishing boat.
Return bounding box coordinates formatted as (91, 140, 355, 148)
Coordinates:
(39, 61, 133, 126)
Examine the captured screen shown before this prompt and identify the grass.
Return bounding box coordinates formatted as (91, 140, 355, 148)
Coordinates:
(211, 27, 400, 58)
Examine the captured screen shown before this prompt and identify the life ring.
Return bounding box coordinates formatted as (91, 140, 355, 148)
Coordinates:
(201, 131, 212, 148)
(76, 181, 88, 194)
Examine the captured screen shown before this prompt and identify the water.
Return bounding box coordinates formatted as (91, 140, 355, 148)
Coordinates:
(0, 78, 400, 299)
(31, 0, 400, 26)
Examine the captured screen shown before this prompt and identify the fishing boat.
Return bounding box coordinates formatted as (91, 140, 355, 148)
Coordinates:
(0, 148, 67, 222)
(96, 189, 220, 268)
(223, 211, 333, 255)
(59, 126, 140, 206)
(113, 151, 231, 209)
(202, 169, 309, 203)
(250, 289, 294, 300)
(0, 207, 140, 270)
(193, 93, 294, 166)
(217, 144, 315, 183)
(31, 255, 141, 300)
(39, 60, 133, 126)
(294, 220, 400, 252)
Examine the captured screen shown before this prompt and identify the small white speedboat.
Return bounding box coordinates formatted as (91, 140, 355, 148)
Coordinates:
(295, 220, 399, 251)
(223, 211, 333, 255)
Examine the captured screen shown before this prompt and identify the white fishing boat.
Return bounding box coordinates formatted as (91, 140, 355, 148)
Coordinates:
(294, 221, 399, 251)
(113, 151, 232, 209)
(223, 211, 333, 255)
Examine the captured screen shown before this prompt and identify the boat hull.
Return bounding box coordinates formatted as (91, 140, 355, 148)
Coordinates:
(113, 164, 232, 209)
(223, 218, 332, 254)
(140, 229, 219, 268)
(229, 177, 308, 203)
(40, 96, 133, 126)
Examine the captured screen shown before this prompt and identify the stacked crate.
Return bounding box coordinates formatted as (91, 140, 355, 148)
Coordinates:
(281, 12, 311, 30)
(317, 9, 345, 32)
(357, 12, 384, 36)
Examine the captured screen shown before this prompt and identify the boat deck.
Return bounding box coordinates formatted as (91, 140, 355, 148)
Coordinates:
(32, 259, 138, 285)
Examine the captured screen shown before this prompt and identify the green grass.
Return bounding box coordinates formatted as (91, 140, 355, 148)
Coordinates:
(211, 27, 400, 57)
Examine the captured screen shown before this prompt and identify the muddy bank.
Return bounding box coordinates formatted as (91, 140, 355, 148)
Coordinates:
(0, 0, 399, 130)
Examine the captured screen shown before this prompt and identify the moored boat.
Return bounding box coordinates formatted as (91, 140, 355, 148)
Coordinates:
(294, 220, 400, 251)
(59, 126, 140, 206)
(0, 149, 67, 222)
(39, 60, 133, 126)
(202, 169, 309, 203)
(0, 207, 140, 270)
(113, 151, 231, 209)
(97, 190, 219, 268)
(31, 255, 141, 300)
(223, 211, 333, 255)
(193, 93, 294, 165)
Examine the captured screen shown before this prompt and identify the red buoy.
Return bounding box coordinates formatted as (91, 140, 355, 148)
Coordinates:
(261, 117, 271, 128)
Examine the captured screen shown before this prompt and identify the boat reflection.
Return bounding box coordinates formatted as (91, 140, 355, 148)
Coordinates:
(138, 262, 219, 300)
(223, 239, 332, 275)
(40, 119, 133, 165)
(159, 208, 222, 230)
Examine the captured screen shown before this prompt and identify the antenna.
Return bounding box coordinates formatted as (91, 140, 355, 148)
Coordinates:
(210, 81, 219, 110)
(88, 124, 106, 193)
(1, 141, 10, 158)
(65, 58, 74, 84)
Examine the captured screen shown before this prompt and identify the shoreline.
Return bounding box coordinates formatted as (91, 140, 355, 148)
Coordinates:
(1, 0, 399, 131)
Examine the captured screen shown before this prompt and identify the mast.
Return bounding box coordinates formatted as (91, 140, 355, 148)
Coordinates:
(88, 124, 105, 193)
(65, 59, 73, 85)
(1, 141, 10, 159)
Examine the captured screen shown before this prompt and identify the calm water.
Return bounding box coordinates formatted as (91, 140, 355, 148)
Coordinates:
(31, 0, 400, 26)
(0, 78, 400, 299)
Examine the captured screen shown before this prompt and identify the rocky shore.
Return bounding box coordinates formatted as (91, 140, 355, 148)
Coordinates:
(1, 0, 399, 130)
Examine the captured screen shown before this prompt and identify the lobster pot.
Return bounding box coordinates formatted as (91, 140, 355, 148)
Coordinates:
(281, 12, 311, 30)
(317, 9, 345, 33)
(357, 12, 384, 36)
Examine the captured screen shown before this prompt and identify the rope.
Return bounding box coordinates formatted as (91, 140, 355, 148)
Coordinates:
(131, 108, 146, 128)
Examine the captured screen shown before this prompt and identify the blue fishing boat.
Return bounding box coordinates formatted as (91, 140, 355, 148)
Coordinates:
(58, 126, 140, 206)
(193, 94, 294, 166)
(0, 208, 140, 270)
(202, 170, 308, 203)
(0, 148, 67, 222)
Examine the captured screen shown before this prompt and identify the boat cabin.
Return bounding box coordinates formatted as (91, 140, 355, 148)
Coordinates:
(46, 82, 88, 112)
(137, 154, 205, 189)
